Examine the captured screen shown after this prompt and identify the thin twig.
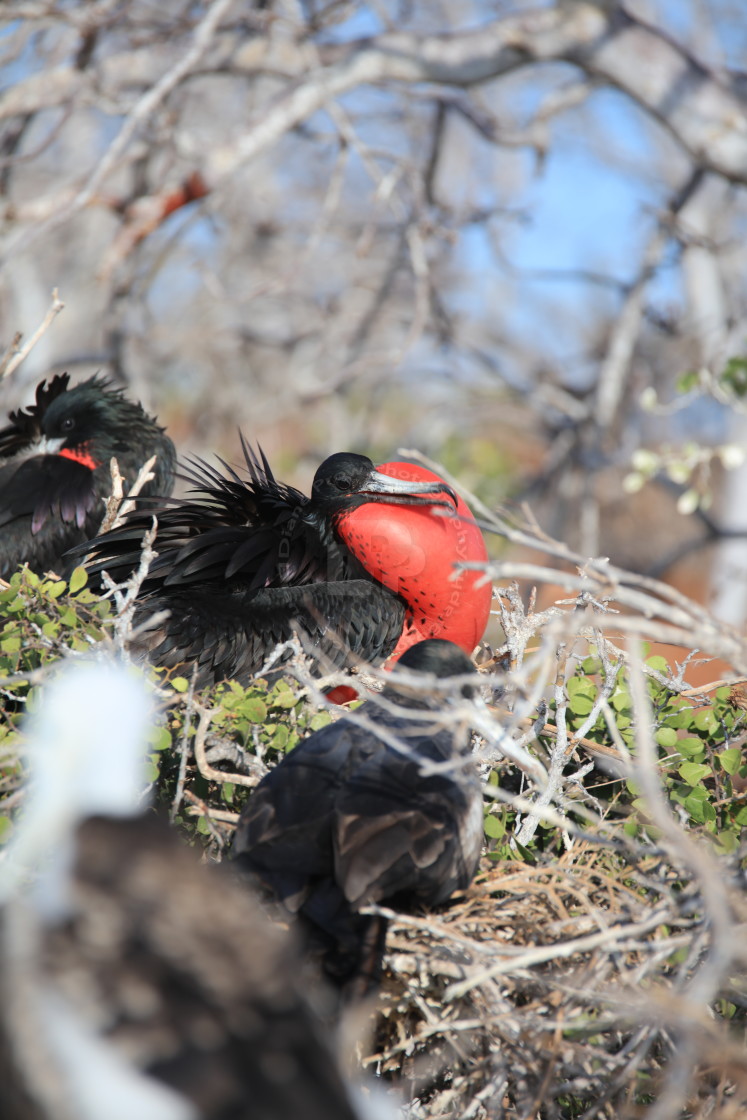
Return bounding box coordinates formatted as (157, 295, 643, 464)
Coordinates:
(0, 289, 65, 381)
(170, 664, 198, 823)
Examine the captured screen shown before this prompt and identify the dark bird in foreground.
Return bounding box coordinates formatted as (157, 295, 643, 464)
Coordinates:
(0, 663, 370, 1120)
(231, 639, 484, 992)
(0, 373, 175, 580)
(76, 445, 491, 687)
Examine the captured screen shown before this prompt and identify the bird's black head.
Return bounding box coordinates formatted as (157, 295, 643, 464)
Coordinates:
(0, 373, 71, 456)
(2, 373, 175, 496)
(311, 452, 457, 513)
(397, 639, 475, 679)
(39, 378, 117, 451)
(388, 639, 477, 700)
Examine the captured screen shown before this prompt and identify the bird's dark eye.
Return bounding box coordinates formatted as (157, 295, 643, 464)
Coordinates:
(334, 474, 352, 491)
(61, 416, 75, 432)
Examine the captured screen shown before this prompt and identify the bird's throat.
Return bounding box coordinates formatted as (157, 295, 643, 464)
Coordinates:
(58, 445, 100, 471)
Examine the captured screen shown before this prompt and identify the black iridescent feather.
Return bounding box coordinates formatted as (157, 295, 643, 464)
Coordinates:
(0, 373, 175, 579)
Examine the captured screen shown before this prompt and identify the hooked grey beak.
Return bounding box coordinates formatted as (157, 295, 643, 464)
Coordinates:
(363, 469, 458, 508)
(37, 436, 66, 456)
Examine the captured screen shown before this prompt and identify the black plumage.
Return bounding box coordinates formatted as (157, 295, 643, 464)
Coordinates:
(76, 445, 457, 686)
(231, 639, 484, 991)
(0, 373, 175, 580)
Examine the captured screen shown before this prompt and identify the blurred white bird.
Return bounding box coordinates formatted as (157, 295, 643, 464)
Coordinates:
(0, 659, 382, 1120)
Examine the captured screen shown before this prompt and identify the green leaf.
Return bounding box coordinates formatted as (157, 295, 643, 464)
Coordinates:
(309, 712, 332, 731)
(0, 816, 12, 844)
(717, 747, 742, 775)
(677, 737, 706, 759)
(676, 370, 700, 394)
(567, 676, 596, 698)
(284, 731, 300, 753)
(74, 589, 98, 605)
(149, 726, 172, 752)
(715, 830, 739, 855)
(68, 566, 88, 594)
(685, 793, 715, 824)
(170, 677, 190, 693)
(569, 693, 593, 716)
(655, 727, 678, 749)
(271, 725, 289, 751)
(512, 840, 536, 864)
(720, 356, 747, 397)
(733, 806, 747, 826)
(483, 813, 505, 839)
(222, 782, 234, 804)
(665, 707, 695, 730)
(611, 686, 631, 713)
(42, 579, 67, 599)
(678, 761, 712, 787)
(693, 709, 718, 735)
(646, 655, 670, 674)
(242, 697, 268, 723)
(272, 690, 298, 710)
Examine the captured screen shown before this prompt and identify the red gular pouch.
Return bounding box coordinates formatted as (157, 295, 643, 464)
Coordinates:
(335, 461, 491, 663)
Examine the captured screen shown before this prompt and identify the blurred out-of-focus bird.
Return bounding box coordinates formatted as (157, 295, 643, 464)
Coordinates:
(0, 660, 375, 1120)
(0, 373, 175, 580)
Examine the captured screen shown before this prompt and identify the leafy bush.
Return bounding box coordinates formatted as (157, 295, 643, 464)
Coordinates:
(0, 566, 332, 854)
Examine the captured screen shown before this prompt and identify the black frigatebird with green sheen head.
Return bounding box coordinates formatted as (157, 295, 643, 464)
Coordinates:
(0, 373, 175, 580)
(75, 443, 492, 687)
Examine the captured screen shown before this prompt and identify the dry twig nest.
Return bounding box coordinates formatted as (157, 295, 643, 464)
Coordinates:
(364, 846, 747, 1120)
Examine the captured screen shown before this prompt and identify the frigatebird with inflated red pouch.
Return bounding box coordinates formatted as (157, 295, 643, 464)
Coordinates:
(75, 442, 491, 686)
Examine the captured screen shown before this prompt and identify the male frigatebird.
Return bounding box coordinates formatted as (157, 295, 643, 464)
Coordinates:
(0, 661, 371, 1120)
(76, 444, 491, 686)
(231, 638, 484, 992)
(0, 372, 175, 580)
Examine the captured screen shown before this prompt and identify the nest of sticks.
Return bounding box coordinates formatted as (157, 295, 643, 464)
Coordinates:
(364, 845, 747, 1120)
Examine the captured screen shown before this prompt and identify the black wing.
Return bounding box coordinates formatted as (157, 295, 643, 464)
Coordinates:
(232, 713, 387, 988)
(334, 736, 483, 909)
(233, 736, 346, 909)
(131, 578, 406, 687)
(232, 717, 381, 907)
(0, 454, 101, 577)
(0, 455, 97, 533)
(74, 442, 334, 591)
